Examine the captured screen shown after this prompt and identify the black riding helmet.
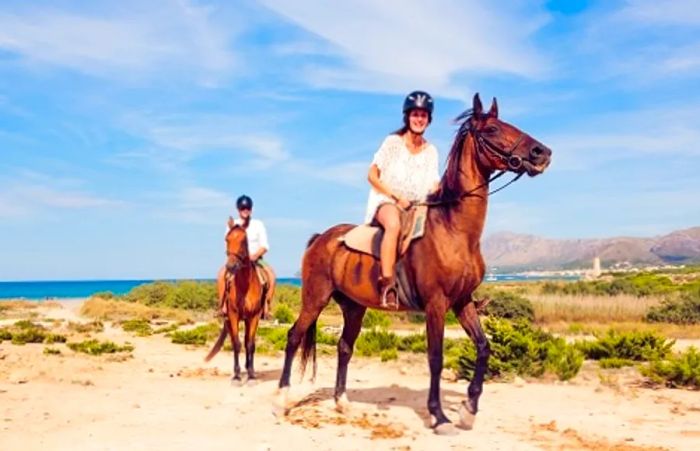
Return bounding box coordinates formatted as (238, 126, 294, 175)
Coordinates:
(403, 90, 434, 118)
(236, 195, 253, 210)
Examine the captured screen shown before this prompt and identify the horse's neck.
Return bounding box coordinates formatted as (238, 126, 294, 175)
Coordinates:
(437, 134, 489, 246)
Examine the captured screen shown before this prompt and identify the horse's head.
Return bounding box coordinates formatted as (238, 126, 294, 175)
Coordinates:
(225, 224, 249, 272)
(469, 93, 551, 176)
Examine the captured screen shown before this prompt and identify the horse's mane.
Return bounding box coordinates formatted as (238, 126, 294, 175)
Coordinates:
(428, 109, 475, 203)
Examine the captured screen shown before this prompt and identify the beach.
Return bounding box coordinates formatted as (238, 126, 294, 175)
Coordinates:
(1, 299, 700, 451)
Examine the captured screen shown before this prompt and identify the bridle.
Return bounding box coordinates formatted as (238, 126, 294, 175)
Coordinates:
(417, 128, 527, 207)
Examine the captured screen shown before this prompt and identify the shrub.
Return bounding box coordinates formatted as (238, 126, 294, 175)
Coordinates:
(11, 328, 46, 345)
(44, 347, 61, 355)
(642, 346, 700, 388)
(646, 289, 700, 324)
(456, 319, 582, 381)
(481, 291, 535, 322)
(68, 339, 134, 355)
(121, 319, 153, 336)
(0, 328, 12, 341)
(122, 281, 217, 311)
(257, 326, 290, 351)
(92, 291, 116, 299)
(576, 330, 674, 361)
(362, 310, 391, 330)
(273, 304, 295, 324)
(170, 323, 220, 346)
(67, 321, 104, 334)
(273, 285, 302, 310)
(355, 329, 399, 357)
(380, 348, 398, 362)
(599, 357, 635, 369)
(44, 333, 67, 344)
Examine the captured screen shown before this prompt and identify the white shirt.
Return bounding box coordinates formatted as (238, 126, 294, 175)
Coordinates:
(227, 218, 269, 256)
(364, 134, 440, 223)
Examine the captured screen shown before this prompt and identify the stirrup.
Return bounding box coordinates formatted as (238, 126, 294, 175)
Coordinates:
(379, 277, 399, 310)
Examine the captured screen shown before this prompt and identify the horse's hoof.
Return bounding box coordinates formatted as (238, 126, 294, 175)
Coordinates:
(246, 378, 258, 387)
(335, 393, 351, 414)
(272, 387, 290, 418)
(231, 378, 243, 387)
(458, 402, 476, 430)
(434, 422, 458, 436)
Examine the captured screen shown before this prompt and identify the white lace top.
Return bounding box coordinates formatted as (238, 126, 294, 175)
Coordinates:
(364, 134, 440, 223)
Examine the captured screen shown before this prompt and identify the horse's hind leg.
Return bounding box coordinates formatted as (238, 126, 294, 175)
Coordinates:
(275, 274, 332, 415)
(244, 315, 260, 383)
(333, 294, 366, 413)
(454, 301, 490, 430)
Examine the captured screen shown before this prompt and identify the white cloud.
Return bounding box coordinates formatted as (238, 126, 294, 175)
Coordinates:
(118, 112, 290, 170)
(617, 0, 700, 26)
(0, 174, 122, 219)
(285, 160, 368, 188)
(0, 0, 236, 84)
(259, 0, 549, 96)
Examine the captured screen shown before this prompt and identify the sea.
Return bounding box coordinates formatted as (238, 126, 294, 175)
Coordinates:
(0, 275, 577, 301)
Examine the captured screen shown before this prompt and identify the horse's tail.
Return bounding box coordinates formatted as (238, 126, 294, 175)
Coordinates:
(306, 233, 321, 248)
(204, 319, 230, 363)
(299, 319, 317, 381)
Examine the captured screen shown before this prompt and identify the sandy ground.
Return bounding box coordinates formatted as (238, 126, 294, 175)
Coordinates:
(1, 301, 700, 451)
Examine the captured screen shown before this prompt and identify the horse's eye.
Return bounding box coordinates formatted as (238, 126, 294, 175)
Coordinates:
(485, 126, 498, 134)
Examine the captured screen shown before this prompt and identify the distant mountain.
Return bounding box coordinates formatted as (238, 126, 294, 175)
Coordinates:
(482, 227, 700, 271)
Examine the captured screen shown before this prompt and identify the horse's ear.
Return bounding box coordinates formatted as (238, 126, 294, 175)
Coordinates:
(489, 97, 498, 118)
(473, 93, 483, 116)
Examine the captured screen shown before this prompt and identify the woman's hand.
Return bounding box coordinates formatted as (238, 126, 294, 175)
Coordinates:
(396, 197, 412, 210)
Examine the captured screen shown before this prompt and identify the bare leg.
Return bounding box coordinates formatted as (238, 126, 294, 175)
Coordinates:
(217, 266, 226, 315)
(375, 204, 401, 307)
(263, 265, 277, 319)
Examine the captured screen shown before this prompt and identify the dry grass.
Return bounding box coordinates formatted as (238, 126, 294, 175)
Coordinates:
(80, 297, 194, 323)
(532, 294, 661, 324)
(544, 321, 700, 339)
(0, 300, 62, 318)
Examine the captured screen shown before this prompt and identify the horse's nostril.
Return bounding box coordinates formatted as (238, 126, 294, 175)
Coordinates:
(531, 147, 543, 157)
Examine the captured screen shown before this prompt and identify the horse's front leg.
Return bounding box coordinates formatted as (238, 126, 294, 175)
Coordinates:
(454, 301, 490, 430)
(227, 312, 242, 385)
(425, 304, 456, 435)
(244, 315, 260, 384)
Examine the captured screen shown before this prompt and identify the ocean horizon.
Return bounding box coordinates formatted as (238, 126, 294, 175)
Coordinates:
(0, 274, 578, 300)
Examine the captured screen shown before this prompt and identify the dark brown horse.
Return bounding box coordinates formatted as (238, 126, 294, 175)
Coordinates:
(205, 225, 267, 384)
(275, 93, 552, 434)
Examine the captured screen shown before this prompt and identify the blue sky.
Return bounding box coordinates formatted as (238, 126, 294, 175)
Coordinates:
(1, 0, 699, 280)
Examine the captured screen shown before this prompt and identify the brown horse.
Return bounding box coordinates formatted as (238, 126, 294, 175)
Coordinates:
(275, 93, 552, 434)
(205, 224, 267, 384)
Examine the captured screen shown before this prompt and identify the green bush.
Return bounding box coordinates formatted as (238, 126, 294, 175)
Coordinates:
(44, 333, 67, 344)
(273, 285, 302, 309)
(273, 304, 295, 324)
(457, 319, 582, 381)
(68, 339, 134, 355)
(0, 328, 12, 341)
(122, 281, 217, 311)
(170, 323, 220, 346)
(646, 289, 700, 324)
(541, 273, 677, 297)
(355, 329, 399, 357)
(576, 330, 674, 361)
(642, 347, 700, 388)
(480, 291, 535, 322)
(257, 326, 290, 351)
(44, 347, 61, 355)
(11, 328, 46, 345)
(92, 291, 115, 299)
(67, 321, 104, 333)
(380, 348, 398, 362)
(121, 319, 153, 336)
(545, 340, 584, 381)
(397, 333, 427, 353)
(599, 357, 635, 369)
(362, 310, 391, 330)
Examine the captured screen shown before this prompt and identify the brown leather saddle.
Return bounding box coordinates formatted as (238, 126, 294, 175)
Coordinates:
(339, 205, 428, 258)
(338, 206, 428, 310)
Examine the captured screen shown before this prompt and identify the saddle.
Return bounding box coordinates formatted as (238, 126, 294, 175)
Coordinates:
(339, 205, 428, 258)
(338, 205, 428, 310)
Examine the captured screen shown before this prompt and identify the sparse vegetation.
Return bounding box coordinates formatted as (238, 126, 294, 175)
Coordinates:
(80, 297, 193, 323)
(169, 323, 220, 346)
(121, 319, 153, 336)
(273, 304, 295, 324)
(43, 347, 61, 355)
(646, 288, 700, 324)
(67, 320, 105, 334)
(479, 290, 535, 322)
(642, 346, 700, 388)
(576, 330, 674, 362)
(67, 339, 134, 355)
